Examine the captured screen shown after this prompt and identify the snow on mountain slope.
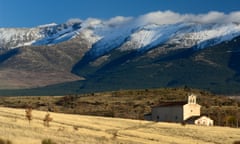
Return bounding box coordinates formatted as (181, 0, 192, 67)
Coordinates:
(0, 28, 41, 49)
(80, 19, 134, 57)
(1, 11, 240, 58)
(79, 21, 240, 59)
(119, 23, 240, 52)
(33, 23, 81, 46)
(168, 23, 240, 49)
(0, 22, 82, 49)
(120, 23, 187, 51)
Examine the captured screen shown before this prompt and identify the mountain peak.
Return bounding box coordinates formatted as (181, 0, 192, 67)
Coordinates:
(1, 11, 240, 55)
(1, 11, 240, 94)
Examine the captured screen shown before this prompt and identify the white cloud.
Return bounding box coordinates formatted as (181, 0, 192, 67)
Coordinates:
(228, 11, 240, 23)
(67, 11, 240, 28)
(105, 16, 133, 26)
(135, 11, 240, 25)
(192, 11, 227, 24)
(137, 11, 185, 25)
(81, 18, 102, 28)
(66, 18, 82, 25)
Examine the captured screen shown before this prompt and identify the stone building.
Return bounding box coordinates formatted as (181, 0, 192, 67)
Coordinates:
(144, 94, 207, 123)
(194, 116, 214, 126)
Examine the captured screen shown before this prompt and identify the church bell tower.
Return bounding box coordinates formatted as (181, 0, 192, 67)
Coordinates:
(188, 94, 197, 104)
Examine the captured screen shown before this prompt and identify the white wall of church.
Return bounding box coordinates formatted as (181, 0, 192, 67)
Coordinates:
(183, 103, 201, 120)
(146, 94, 203, 123)
(195, 116, 214, 126)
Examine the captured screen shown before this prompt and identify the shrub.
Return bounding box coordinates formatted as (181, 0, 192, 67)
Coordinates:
(233, 141, 240, 144)
(73, 126, 79, 131)
(0, 138, 12, 144)
(181, 121, 186, 126)
(25, 107, 32, 124)
(43, 113, 53, 127)
(41, 139, 56, 144)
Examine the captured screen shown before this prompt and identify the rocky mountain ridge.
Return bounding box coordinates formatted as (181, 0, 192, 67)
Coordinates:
(0, 11, 240, 94)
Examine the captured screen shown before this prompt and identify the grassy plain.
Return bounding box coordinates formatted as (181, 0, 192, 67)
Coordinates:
(0, 107, 240, 144)
(0, 88, 239, 126)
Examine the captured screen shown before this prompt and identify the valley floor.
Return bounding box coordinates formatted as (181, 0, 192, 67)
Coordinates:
(0, 68, 82, 89)
(0, 107, 239, 144)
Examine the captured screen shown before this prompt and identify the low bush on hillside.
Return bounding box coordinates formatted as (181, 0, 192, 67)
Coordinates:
(181, 121, 186, 126)
(43, 113, 53, 127)
(41, 139, 56, 144)
(25, 107, 32, 124)
(233, 141, 240, 144)
(0, 88, 240, 127)
(0, 138, 12, 144)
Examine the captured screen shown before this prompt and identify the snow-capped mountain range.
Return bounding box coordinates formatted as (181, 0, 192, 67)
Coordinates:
(1, 11, 240, 94)
(0, 22, 81, 49)
(1, 11, 240, 58)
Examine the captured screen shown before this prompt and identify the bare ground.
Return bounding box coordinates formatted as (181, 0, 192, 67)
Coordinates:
(0, 69, 83, 89)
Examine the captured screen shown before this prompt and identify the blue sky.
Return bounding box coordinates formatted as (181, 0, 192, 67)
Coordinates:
(0, 0, 240, 27)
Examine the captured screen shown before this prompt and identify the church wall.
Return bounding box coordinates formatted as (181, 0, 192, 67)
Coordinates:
(151, 106, 183, 122)
(183, 104, 201, 120)
(194, 116, 214, 126)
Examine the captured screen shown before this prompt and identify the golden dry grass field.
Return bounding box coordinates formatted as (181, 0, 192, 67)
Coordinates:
(0, 107, 240, 144)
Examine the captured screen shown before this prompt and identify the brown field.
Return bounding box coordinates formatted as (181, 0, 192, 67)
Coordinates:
(0, 107, 240, 144)
(0, 69, 83, 89)
(0, 88, 239, 128)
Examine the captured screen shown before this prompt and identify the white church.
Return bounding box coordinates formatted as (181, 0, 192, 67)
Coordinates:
(144, 94, 213, 126)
